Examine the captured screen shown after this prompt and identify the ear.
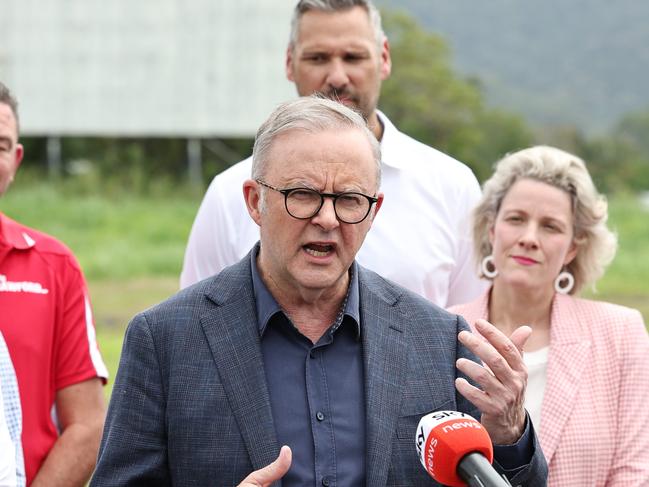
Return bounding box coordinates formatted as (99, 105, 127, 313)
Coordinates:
(369, 192, 384, 222)
(379, 38, 392, 81)
(564, 239, 579, 266)
(286, 46, 295, 82)
(243, 179, 263, 226)
(14, 143, 24, 169)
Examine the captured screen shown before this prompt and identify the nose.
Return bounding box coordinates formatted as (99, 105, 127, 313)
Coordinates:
(311, 197, 340, 231)
(325, 59, 350, 90)
(518, 223, 539, 249)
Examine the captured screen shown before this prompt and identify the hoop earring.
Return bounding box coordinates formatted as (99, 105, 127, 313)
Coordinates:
(554, 269, 574, 294)
(481, 255, 498, 279)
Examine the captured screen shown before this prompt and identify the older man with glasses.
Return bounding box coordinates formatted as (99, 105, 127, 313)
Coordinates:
(93, 97, 547, 487)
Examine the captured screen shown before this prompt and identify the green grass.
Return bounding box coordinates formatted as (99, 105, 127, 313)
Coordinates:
(1, 183, 200, 279)
(583, 194, 649, 318)
(2, 182, 648, 397)
(2, 182, 199, 398)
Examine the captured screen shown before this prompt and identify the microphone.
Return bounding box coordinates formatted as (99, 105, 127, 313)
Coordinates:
(415, 410, 512, 487)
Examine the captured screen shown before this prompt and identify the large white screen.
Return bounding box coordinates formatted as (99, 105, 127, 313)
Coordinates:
(0, 0, 296, 136)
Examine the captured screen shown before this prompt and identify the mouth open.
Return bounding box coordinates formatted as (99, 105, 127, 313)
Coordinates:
(304, 243, 334, 257)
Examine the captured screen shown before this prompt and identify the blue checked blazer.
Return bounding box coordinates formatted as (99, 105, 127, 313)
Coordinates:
(91, 249, 547, 486)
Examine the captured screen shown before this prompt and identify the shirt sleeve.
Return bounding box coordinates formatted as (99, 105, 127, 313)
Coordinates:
(609, 309, 649, 485)
(180, 177, 227, 289)
(54, 253, 108, 390)
(0, 376, 17, 487)
(0, 334, 25, 487)
(492, 413, 535, 472)
(446, 168, 488, 307)
(180, 165, 253, 289)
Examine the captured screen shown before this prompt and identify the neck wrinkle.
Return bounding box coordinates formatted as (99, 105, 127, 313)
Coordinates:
(258, 261, 349, 344)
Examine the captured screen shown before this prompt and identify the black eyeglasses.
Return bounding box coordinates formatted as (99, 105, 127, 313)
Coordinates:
(256, 179, 378, 224)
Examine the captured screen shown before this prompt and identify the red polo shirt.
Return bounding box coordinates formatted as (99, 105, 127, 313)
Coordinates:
(0, 212, 107, 485)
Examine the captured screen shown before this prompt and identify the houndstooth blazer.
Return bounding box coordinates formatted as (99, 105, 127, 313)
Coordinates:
(450, 290, 649, 486)
(91, 248, 547, 486)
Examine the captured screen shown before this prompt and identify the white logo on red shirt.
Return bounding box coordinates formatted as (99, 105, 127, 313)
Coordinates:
(0, 274, 49, 294)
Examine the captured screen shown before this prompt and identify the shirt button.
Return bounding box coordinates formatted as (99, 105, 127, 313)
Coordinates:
(316, 411, 325, 421)
(322, 476, 330, 486)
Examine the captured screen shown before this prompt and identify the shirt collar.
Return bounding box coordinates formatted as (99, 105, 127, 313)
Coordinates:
(0, 213, 36, 249)
(250, 243, 361, 338)
(376, 109, 407, 171)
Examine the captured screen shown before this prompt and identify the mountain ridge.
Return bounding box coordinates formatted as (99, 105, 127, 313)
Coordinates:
(376, 0, 649, 133)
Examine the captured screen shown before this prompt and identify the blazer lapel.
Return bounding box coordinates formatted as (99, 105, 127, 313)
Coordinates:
(538, 294, 590, 463)
(199, 259, 280, 472)
(360, 270, 409, 487)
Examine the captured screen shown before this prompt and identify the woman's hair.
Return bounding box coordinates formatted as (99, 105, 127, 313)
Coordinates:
(473, 145, 617, 294)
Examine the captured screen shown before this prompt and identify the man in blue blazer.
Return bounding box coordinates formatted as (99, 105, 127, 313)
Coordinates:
(92, 97, 547, 486)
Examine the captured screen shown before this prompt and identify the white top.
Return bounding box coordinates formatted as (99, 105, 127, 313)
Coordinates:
(0, 383, 16, 487)
(180, 111, 487, 307)
(523, 346, 549, 431)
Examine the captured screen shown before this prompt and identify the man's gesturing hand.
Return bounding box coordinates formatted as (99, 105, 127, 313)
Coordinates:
(238, 446, 292, 487)
(455, 319, 531, 445)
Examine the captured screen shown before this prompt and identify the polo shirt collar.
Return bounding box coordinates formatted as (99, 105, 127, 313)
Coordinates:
(250, 243, 361, 338)
(376, 109, 407, 171)
(0, 213, 36, 249)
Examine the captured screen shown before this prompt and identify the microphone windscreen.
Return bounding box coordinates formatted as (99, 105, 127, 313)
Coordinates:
(415, 410, 493, 487)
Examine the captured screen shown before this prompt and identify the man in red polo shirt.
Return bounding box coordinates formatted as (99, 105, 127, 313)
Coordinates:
(0, 82, 108, 486)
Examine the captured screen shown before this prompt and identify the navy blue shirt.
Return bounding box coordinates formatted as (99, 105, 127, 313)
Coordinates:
(252, 252, 365, 486)
(251, 250, 534, 485)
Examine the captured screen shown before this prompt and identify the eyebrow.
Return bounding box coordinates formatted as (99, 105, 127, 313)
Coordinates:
(0, 136, 14, 148)
(503, 209, 569, 225)
(543, 216, 570, 227)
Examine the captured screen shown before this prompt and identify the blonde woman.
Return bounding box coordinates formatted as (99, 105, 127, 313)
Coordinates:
(449, 146, 649, 485)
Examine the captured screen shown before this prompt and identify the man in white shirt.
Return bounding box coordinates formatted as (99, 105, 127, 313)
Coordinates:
(181, 0, 486, 307)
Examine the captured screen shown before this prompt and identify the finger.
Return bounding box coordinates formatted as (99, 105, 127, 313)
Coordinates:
(473, 319, 527, 371)
(458, 328, 506, 374)
(456, 357, 501, 393)
(454, 377, 493, 413)
(239, 445, 292, 487)
(455, 357, 512, 416)
(458, 329, 522, 391)
(509, 325, 533, 354)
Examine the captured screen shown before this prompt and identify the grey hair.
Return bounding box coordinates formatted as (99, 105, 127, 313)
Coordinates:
(0, 81, 20, 134)
(252, 95, 381, 190)
(288, 0, 385, 51)
(473, 145, 617, 294)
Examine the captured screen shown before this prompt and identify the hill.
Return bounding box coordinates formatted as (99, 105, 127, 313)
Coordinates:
(376, 0, 649, 133)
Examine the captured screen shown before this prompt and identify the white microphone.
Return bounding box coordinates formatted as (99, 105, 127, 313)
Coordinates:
(415, 410, 512, 487)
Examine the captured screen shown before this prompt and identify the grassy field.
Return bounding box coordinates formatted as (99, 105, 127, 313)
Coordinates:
(2, 183, 648, 397)
(2, 183, 199, 396)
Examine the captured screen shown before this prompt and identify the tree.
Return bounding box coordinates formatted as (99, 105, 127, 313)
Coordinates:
(380, 9, 533, 180)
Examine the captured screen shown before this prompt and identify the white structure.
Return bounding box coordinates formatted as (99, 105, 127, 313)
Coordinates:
(0, 0, 296, 137)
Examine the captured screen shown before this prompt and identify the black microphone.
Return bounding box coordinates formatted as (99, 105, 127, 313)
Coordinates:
(415, 410, 512, 487)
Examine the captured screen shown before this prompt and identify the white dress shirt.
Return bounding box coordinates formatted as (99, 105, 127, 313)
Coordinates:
(0, 382, 16, 487)
(180, 111, 486, 307)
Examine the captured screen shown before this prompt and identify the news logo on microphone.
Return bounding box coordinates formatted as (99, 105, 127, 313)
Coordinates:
(415, 410, 495, 487)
